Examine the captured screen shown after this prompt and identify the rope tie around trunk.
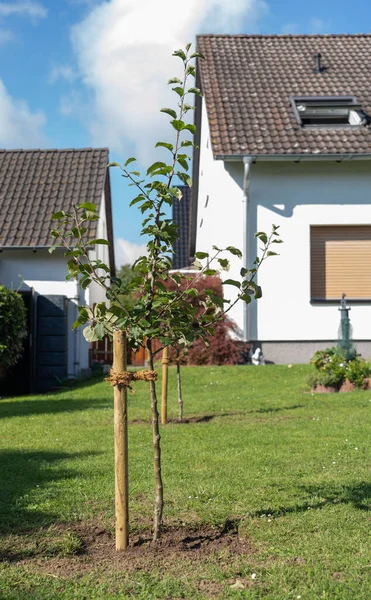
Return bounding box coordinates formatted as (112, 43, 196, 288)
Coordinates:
(105, 369, 158, 392)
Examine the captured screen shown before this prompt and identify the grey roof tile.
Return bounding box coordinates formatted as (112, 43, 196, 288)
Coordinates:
(0, 148, 109, 247)
(197, 34, 371, 156)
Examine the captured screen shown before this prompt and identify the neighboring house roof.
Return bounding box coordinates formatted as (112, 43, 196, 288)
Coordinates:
(196, 34, 371, 157)
(172, 185, 191, 269)
(0, 148, 112, 252)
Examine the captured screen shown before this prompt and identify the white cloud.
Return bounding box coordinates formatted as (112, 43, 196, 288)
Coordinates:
(0, 1, 47, 20)
(0, 79, 47, 147)
(281, 18, 329, 35)
(71, 0, 268, 164)
(49, 64, 77, 84)
(310, 18, 327, 34)
(0, 27, 14, 44)
(281, 23, 300, 34)
(115, 238, 147, 268)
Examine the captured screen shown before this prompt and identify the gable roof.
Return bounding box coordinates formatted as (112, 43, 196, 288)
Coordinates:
(0, 148, 110, 248)
(172, 185, 191, 269)
(196, 34, 371, 157)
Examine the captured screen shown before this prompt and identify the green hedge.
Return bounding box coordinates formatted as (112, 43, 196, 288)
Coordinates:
(0, 286, 27, 377)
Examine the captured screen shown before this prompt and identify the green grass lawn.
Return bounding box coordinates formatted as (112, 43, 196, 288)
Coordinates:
(1, 364, 371, 599)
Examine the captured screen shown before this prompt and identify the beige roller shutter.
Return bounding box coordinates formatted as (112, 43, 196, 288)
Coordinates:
(311, 226, 371, 300)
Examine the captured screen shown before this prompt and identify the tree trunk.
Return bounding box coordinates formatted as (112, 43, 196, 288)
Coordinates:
(113, 330, 129, 551)
(161, 346, 169, 424)
(147, 339, 164, 540)
(176, 358, 183, 422)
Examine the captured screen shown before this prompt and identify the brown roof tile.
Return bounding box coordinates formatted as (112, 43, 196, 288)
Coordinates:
(0, 148, 109, 247)
(197, 34, 371, 157)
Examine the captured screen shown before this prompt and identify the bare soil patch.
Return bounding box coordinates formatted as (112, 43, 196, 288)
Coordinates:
(312, 378, 371, 393)
(8, 520, 252, 579)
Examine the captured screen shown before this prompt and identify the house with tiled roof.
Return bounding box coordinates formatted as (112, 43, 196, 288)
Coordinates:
(0, 148, 115, 393)
(191, 34, 371, 363)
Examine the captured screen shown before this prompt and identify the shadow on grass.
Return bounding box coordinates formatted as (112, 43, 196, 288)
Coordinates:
(0, 394, 109, 420)
(251, 481, 371, 519)
(0, 449, 98, 536)
(160, 405, 306, 426)
(249, 404, 305, 414)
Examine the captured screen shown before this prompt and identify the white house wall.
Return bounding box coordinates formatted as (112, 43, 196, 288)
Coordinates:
(250, 160, 371, 344)
(196, 101, 371, 356)
(196, 103, 245, 334)
(0, 249, 90, 375)
(89, 189, 110, 307)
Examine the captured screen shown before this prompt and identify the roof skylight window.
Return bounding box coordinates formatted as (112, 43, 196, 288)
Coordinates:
(292, 96, 367, 128)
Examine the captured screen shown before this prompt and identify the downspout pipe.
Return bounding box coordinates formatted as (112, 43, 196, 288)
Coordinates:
(242, 156, 253, 342)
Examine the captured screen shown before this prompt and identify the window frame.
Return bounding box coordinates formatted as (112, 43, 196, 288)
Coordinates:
(291, 95, 366, 129)
(310, 224, 371, 302)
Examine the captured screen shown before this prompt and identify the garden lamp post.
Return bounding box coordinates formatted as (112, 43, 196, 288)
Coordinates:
(338, 293, 354, 360)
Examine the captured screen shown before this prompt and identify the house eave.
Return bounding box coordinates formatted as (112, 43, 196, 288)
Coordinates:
(0, 246, 66, 251)
(215, 152, 371, 162)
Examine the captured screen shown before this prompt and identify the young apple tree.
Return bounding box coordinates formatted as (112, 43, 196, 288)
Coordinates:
(50, 44, 281, 548)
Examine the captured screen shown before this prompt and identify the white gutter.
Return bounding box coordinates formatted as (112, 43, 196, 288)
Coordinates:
(242, 156, 253, 342)
(216, 153, 371, 162)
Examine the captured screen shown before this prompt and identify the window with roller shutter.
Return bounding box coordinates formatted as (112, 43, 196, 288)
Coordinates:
(311, 225, 371, 301)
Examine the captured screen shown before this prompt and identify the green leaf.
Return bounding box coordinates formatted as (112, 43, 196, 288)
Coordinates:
(183, 103, 195, 112)
(80, 277, 92, 289)
(78, 202, 97, 211)
(185, 288, 199, 297)
(177, 172, 192, 187)
(185, 65, 196, 77)
(183, 124, 196, 135)
(223, 279, 241, 289)
(267, 251, 278, 257)
(48, 245, 57, 254)
(194, 251, 209, 259)
(171, 119, 185, 131)
(107, 161, 120, 168)
(218, 258, 230, 270)
(168, 77, 182, 84)
(173, 49, 186, 61)
(187, 87, 202, 96)
(52, 211, 66, 220)
(181, 140, 194, 147)
(90, 239, 110, 246)
(124, 157, 136, 167)
(161, 108, 177, 119)
(147, 161, 168, 176)
(172, 86, 184, 97)
(240, 293, 252, 304)
(129, 195, 145, 207)
(83, 325, 100, 343)
(255, 232, 268, 244)
(155, 141, 174, 152)
(226, 246, 242, 258)
(190, 51, 205, 60)
(177, 156, 189, 171)
(254, 286, 263, 299)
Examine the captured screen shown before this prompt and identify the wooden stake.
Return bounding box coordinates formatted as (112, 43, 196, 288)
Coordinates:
(176, 359, 183, 422)
(161, 346, 169, 424)
(113, 330, 129, 551)
(147, 340, 164, 540)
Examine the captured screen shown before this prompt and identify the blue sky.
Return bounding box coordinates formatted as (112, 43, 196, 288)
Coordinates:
(0, 0, 370, 266)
